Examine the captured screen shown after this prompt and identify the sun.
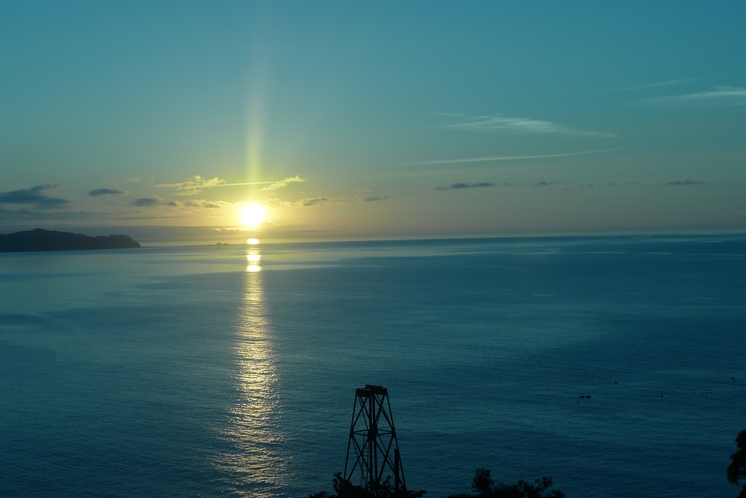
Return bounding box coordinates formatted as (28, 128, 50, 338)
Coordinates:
(240, 203, 266, 228)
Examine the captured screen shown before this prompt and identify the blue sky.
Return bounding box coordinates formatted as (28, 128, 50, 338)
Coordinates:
(1, 1, 745, 241)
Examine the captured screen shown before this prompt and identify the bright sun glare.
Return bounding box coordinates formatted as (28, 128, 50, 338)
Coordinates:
(240, 203, 266, 228)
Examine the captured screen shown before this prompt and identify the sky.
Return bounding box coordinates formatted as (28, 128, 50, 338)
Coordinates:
(1, 1, 745, 242)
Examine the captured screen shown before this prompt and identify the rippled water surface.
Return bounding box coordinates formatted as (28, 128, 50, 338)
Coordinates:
(1, 235, 745, 497)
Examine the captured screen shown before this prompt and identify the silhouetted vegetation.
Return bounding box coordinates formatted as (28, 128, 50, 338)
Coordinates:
(308, 473, 426, 498)
(447, 468, 565, 498)
(313, 430, 746, 498)
(728, 430, 746, 498)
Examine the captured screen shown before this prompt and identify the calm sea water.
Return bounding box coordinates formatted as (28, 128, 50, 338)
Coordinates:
(1, 235, 745, 497)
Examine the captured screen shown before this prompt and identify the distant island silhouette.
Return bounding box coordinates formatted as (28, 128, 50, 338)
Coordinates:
(0, 228, 141, 252)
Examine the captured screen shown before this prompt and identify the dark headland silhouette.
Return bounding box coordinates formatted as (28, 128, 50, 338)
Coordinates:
(0, 228, 141, 252)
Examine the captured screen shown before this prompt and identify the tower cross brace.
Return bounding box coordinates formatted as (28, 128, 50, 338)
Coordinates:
(343, 384, 407, 494)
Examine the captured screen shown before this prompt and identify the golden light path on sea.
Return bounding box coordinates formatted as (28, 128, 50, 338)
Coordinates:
(217, 242, 288, 496)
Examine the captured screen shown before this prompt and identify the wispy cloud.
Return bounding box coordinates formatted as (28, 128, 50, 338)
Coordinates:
(0, 184, 69, 209)
(295, 197, 339, 207)
(405, 148, 624, 166)
(430, 180, 562, 191)
(217, 181, 275, 187)
(183, 199, 232, 208)
(442, 113, 616, 137)
(89, 188, 127, 196)
(134, 197, 235, 209)
(667, 180, 705, 186)
(261, 175, 305, 191)
(132, 196, 166, 207)
(157, 175, 287, 194)
(266, 188, 388, 207)
(352, 187, 390, 203)
(156, 175, 225, 195)
(267, 196, 340, 208)
(643, 86, 746, 106)
(434, 182, 495, 191)
(599, 78, 697, 93)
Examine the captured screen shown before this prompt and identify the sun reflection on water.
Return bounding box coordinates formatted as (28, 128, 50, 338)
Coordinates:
(217, 259, 288, 496)
(246, 246, 262, 273)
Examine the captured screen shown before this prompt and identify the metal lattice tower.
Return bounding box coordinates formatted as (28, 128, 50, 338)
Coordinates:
(344, 384, 407, 494)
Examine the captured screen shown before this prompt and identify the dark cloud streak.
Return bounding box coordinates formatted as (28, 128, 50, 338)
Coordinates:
(0, 184, 69, 209)
(434, 182, 495, 191)
(89, 188, 126, 196)
(132, 196, 164, 207)
(300, 197, 336, 207)
(667, 180, 705, 186)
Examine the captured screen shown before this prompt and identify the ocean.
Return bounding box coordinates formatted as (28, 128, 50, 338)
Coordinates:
(1, 235, 745, 497)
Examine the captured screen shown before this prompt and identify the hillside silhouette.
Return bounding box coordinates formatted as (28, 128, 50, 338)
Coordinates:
(0, 228, 140, 252)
